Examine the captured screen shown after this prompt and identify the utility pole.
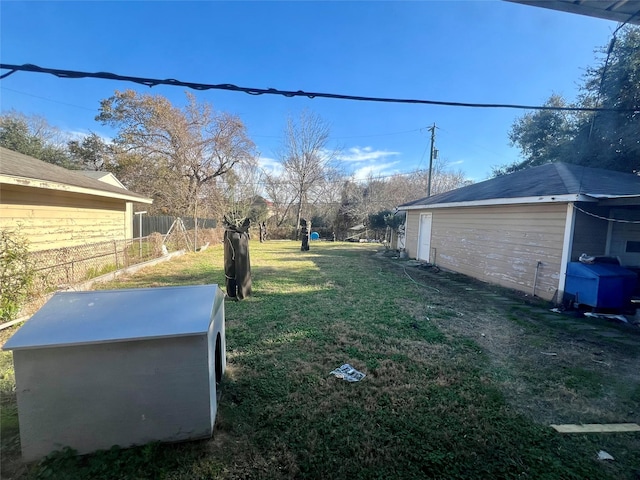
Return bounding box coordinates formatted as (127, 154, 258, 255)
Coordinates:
(427, 123, 437, 197)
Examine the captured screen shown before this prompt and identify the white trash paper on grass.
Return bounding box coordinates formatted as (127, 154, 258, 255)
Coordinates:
(330, 363, 366, 382)
(597, 450, 614, 461)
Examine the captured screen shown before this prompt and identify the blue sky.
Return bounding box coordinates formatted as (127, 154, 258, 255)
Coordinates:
(0, 1, 618, 182)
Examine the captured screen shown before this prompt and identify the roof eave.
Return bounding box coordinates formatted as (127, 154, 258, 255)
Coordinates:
(586, 193, 640, 199)
(398, 194, 596, 210)
(1, 174, 153, 204)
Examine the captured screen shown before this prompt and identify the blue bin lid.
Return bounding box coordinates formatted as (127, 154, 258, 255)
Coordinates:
(567, 262, 637, 279)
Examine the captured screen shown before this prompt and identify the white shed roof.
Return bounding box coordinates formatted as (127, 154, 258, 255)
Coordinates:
(3, 285, 224, 351)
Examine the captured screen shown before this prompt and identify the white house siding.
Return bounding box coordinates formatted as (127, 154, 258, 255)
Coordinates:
(405, 203, 568, 301)
(0, 184, 127, 251)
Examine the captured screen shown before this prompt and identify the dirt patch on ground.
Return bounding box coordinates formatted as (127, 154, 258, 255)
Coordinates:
(377, 253, 640, 427)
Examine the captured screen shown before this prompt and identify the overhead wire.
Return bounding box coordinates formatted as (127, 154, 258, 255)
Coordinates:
(0, 86, 96, 111)
(1, 63, 638, 113)
(573, 204, 640, 224)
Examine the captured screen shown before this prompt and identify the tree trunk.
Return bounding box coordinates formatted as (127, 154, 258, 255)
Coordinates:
(295, 199, 303, 240)
(194, 196, 198, 251)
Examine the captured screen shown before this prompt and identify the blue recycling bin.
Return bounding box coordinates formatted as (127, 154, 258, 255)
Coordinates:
(564, 262, 637, 309)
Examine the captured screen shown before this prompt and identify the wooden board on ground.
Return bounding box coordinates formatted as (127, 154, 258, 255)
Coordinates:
(551, 423, 640, 433)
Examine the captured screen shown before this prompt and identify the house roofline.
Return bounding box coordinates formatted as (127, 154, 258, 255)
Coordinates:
(588, 193, 640, 199)
(1, 174, 153, 204)
(398, 193, 597, 210)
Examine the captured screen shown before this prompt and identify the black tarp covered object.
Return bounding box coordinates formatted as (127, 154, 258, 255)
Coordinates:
(259, 222, 267, 243)
(223, 217, 252, 299)
(300, 218, 311, 251)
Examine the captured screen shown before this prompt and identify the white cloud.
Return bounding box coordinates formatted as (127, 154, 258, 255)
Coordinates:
(258, 156, 283, 176)
(258, 147, 404, 182)
(352, 161, 400, 181)
(64, 130, 88, 141)
(337, 146, 400, 163)
(62, 130, 113, 144)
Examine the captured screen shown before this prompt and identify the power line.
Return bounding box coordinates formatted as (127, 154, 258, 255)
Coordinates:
(0, 86, 96, 111)
(0, 85, 425, 142)
(1, 63, 637, 113)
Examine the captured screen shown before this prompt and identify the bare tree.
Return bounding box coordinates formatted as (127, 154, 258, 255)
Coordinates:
(213, 157, 265, 223)
(278, 110, 335, 237)
(97, 90, 256, 225)
(307, 166, 345, 228)
(393, 158, 472, 204)
(331, 159, 472, 237)
(427, 161, 473, 196)
(263, 172, 297, 227)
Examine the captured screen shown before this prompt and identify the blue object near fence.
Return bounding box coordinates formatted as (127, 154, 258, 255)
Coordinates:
(310, 232, 320, 240)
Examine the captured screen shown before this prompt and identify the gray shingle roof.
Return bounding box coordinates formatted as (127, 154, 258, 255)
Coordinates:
(400, 162, 640, 208)
(77, 171, 113, 181)
(0, 147, 151, 202)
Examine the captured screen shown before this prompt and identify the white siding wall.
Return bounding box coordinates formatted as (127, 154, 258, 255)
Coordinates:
(404, 203, 568, 300)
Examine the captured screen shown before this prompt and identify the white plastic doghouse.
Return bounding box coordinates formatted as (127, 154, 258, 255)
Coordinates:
(3, 284, 226, 461)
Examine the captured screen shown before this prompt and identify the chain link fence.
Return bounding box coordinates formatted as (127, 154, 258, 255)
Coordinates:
(28, 227, 226, 293)
(29, 236, 165, 292)
(134, 215, 218, 237)
(2, 227, 226, 320)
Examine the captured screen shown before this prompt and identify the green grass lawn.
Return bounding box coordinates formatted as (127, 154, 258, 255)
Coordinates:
(1, 241, 638, 479)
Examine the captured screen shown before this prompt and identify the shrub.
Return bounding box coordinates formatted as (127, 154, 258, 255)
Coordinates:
(148, 232, 164, 256)
(0, 229, 35, 321)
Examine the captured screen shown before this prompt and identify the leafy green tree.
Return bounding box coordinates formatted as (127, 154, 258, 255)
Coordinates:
(497, 94, 574, 175)
(0, 114, 43, 156)
(0, 112, 75, 168)
(67, 132, 112, 171)
(334, 180, 365, 239)
(572, 25, 640, 173)
(497, 25, 640, 175)
(367, 210, 388, 231)
(384, 211, 405, 230)
(367, 210, 393, 240)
